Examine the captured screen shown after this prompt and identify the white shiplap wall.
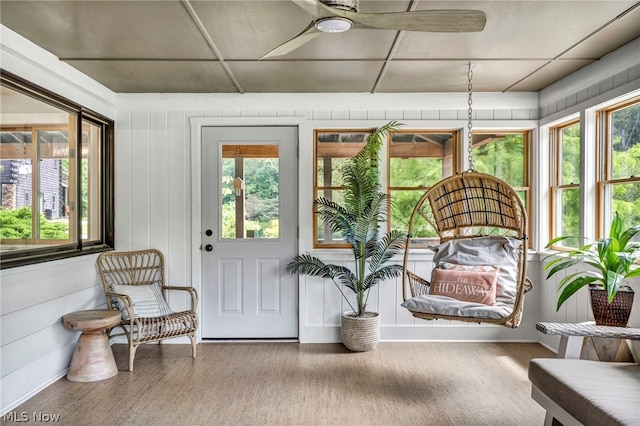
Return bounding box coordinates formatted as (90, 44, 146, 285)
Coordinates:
(0, 26, 116, 413)
(539, 38, 640, 125)
(116, 92, 541, 345)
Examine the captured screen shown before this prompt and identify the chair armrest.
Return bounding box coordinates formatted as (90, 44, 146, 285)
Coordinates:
(104, 291, 134, 323)
(163, 286, 198, 311)
(406, 271, 431, 297)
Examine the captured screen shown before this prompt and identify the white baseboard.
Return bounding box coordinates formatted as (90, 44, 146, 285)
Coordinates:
(1, 371, 67, 418)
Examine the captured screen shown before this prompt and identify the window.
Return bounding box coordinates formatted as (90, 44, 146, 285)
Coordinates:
(0, 71, 114, 268)
(221, 144, 280, 239)
(598, 97, 640, 235)
(388, 130, 459, 239)
(314, 129, 371, 247)
(550, 120, 581, 248)
(471, 131, 532, 239)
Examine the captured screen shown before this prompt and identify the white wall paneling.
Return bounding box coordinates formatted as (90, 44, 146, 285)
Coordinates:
(1, 256, 108, 414)
(182, 112, 539, 344)
(1, 26, 116, 415)
(539, 38, 640, 124)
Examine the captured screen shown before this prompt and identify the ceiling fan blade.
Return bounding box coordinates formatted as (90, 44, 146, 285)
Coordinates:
(260, 23, 322, 59)
(291, 0, 338, 21)
(343, 9, 487, 33)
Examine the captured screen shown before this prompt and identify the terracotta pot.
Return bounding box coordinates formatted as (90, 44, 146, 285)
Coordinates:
(341, 311, 380, 352)
(589, 284, 634, 327)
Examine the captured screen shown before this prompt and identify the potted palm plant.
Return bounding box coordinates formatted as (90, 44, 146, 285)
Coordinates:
(287, 121, 405, 351)
(544, 212, 640, 326)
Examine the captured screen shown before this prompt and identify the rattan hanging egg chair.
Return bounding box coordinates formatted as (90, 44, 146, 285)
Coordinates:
(401, 170, 532, 328)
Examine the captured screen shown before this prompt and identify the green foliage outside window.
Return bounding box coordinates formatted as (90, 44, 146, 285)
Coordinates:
(389, 157, 443, 238)
(472, 133, 525, 186)
(609, 103, 640, 232)
(221, 157, 279, 238)
(0, 207, 68, 239)
(611, 103, 640, 178)
(558, 123, 581, 244)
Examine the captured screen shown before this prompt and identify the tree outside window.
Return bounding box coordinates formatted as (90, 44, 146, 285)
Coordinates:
(550, 120, 581, 248)
(471, 131, 532, 243)
(599, 98, 640, 236)
(388, 130, 458, 240)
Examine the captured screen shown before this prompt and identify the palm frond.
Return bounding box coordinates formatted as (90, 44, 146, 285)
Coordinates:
(314, 198, 355, 238)
(330, 265, 360, 293)
(363, 265, 404, 290)
(351, 194, 386, 245)
(342, 159, 378, 213)
(342, 122, 401, 214)
(368, 230, 406, 272)
(286, 254, 334, 278)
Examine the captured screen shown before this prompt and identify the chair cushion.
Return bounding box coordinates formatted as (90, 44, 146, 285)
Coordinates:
(401, 294, 513, 319)
(111, 281, 173, 320)
(433, 236, 521, 307)
(529, 358, 640, 426)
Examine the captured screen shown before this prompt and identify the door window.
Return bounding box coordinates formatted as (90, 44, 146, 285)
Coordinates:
(221, 144, 279, 239)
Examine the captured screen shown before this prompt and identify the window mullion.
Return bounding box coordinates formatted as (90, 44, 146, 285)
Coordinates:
(31, 128, 39, 242)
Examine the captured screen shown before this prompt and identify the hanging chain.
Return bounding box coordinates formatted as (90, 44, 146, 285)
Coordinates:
(467, 62, 474, 172)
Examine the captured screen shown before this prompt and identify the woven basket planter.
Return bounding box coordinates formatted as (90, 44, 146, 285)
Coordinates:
(589, 285, 635, 327)
(341, 311, 380, 352)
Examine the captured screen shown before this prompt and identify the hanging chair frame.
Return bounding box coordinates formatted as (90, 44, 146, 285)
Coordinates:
(401, 170, 532, 328)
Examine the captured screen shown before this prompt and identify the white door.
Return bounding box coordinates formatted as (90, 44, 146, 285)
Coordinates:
(201, 126, 298, 338)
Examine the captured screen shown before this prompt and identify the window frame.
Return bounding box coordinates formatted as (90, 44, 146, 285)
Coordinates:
(313, 128, 372, 248)
(596, 96, 640, 237)
(471, 129, 533, 245)
(549, 118, 581, 249)
(0, 70, 114, 269)
(387, 129, 460, 239)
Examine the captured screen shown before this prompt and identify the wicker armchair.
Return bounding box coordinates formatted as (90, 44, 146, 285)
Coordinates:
(97, 249, 198, 371)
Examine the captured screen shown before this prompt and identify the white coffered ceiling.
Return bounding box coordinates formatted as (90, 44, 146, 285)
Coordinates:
(1, 1, 639, 93)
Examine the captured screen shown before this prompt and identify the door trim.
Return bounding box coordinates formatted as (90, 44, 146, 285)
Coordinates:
(190, 117, 306, 342)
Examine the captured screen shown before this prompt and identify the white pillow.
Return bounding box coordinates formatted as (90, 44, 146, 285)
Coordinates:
(432, 236, 522, 307)
(112, 281, 173, 320)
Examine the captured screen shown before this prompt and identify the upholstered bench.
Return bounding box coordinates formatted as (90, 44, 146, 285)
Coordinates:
(529, 358, 640, 426)
(529, 322, 640, 426)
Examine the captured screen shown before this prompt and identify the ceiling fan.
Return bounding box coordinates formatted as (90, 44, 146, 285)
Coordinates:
(260, 0, 487, 59)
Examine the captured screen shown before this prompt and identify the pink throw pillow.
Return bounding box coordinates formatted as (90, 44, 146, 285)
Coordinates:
(430, 268, 498, 306)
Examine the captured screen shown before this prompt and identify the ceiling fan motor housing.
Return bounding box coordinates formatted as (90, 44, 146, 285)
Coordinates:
(320, 0, 359, 12)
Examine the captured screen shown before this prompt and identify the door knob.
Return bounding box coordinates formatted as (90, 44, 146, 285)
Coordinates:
(205, 229, 213, 236)
(205, 244, 213, 252)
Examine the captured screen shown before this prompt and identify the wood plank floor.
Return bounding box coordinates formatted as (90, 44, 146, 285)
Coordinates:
(5, 342, 554, 425)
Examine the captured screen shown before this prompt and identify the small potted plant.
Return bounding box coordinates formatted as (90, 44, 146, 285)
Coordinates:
(286, 121, 405, 351)
(544, 212, 640, 326)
